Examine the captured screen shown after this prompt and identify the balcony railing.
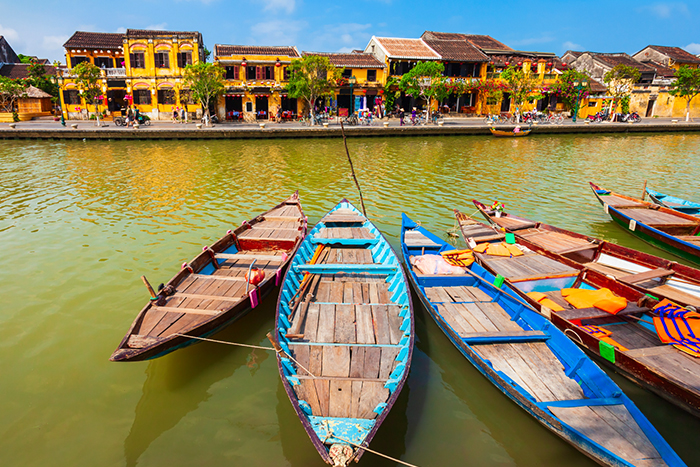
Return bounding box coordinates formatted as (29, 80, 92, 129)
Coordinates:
(105, 68, 126, 77)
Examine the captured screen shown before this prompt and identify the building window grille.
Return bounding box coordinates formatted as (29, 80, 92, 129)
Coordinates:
(177, 51, 192, 68)
(158, 89, 176, 104)
(366, 70, 376, 82)
(342, 68, 352, 79)
(129, 53, 145, 69)
(63, 90, 81, 105)
(71, 56, 90, 68)
(154, 52, 170, 68)
(133, 90, 151, 105)
(95, 57, 114, 69)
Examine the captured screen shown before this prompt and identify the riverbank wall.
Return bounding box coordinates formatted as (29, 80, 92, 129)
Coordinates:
(2, 122, 700, 140)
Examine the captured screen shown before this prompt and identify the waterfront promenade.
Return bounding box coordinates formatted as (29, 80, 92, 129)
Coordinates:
(1, 116, 699, 139)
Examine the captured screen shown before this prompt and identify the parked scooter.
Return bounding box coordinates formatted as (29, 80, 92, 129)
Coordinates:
(586, 108, 610, 122)
(615, 111, 642, 123)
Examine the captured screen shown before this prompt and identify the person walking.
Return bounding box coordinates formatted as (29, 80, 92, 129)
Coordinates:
(180, 106, 186, 123)
(399, 108, 405, 126)
(411, 107, 417, 125)
(126, 106, 133, 128)
(134, 106, 141, 125)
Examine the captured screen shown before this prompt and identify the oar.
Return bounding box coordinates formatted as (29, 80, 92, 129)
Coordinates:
(288, 244, 325, 308)
(141, 275, 157, 299)
(641, 179, 647, 201)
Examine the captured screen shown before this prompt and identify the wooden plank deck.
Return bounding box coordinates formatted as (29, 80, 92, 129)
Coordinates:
(617, 207, 697, 226)
(518, 230, 594, 255)
(598, 194, 647, 208)
(477, 253, 578, 282)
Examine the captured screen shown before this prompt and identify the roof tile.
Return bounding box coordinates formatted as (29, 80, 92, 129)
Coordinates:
(373, 37, 440, 60)
(214, 44, 300, 58)
(647, 45, 700, 64)
(64, 31, 124, 49)
(302, 52, 384, 68)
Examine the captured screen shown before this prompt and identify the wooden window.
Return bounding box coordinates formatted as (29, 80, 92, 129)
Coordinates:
(70, 56, 89, 68)
(246, 66, 257, 80)
(225, 66, 239, 79)
(63, 90, 81, 105)
(283, 66, 290, 81)
(263, 66, 274, 80)
(94, 57, 114, 68)
(129, 53, 145, 69)
(342, 68, 352, 79)
(366, 70, 376, 82)
(158, 89, 175, 104)
(177, 51, 192, 68)
(154, 52, 170, 68)
(256, 66, 262, 80)
(133, 90, 151, 105)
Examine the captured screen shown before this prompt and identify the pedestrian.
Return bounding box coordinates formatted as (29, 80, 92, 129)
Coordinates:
(180, 106, 186, 123)
(276, 105, 282, 123)
(172, 106, 179, 123)
(411, 107, 417, 125)
(399, 108, 405, 126)
(126, 106, 133, 128)
(134, 106, 140, 125)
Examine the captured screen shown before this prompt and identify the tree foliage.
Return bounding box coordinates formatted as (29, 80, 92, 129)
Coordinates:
(669, 65, 700, 121)
(0, 76, 28, 117)
(382, 76, 401, 111)
(183, 62, 225, 126)
(285, 55, 341, 124)
(72, 61, 103, 115)
(398, 61, 445, 116)
(27, 60, 59, 99)
(603, 64, 640, 117)
(548, 69, 591, 110)
(500, 66, 542, 115)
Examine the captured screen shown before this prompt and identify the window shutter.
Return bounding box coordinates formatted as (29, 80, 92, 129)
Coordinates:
(234, 65, 239, 80)
(256, 66, 262, 80)
(177, 53, 182, 68)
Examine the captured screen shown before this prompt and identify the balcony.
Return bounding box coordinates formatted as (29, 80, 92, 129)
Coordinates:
(104, 68, 126, 78)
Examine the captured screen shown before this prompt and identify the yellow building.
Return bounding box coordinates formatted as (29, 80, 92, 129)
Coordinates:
(213, 45, 300, 122)
(303, 52, 386, 116)
(59, 29, 203, 120)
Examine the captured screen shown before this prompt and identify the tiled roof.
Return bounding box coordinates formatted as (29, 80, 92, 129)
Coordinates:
(0, 63, 58, 79)
(589, 53, 656, 73)
(463, 35, 512, 51)
(373, 37, 440, 60)
(589, 78, 607, 93)
(64, 31, 124, 49)
(641, 60, 676, 77)
(563, 50, 584, 59)
(422, 38, 489, 62)
(303, 52, 383, 68)
(125, 29, 202, 40)
(646, 45, 700, 64)
(215, 44, 300, 58)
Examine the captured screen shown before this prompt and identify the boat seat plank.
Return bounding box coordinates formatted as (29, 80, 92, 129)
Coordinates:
(524, 342, 586, 400)
(461, 330, 549, 344)
(316, 304, 336, 343)
(171, 293, 242, 302)
(322, 346, 350, 377)
(589, 323, 660, 351)
(618, 268, 674, 284)
(372, 305, 392, 345)
(619, 208, 696, 226)
(318, 227, 373, 240)
(137, 309, 168, 336)
(473, 302, 523, 332)
(357, 382, 389, 419)
(584, 261, 628, 278)
(355, 305, 376, 344)
(436, 304, 477, 335)
(493, 217, 537, 231)
(634, 346, 700, 390)
(548, 405, 663, 463)
(456, 303, 499, 332)
(215, 253, 283, 262)
(150, 305, 221, 316)
(379, 347, 400, 379)
(329, 380, 354, 418)
(557, 304, 649, 321)
(479, 253, 578, 281)
(127, 335, 164, 348)
(598, 194, 647, 208)
(649, 283, 700, 307)
(362, 347, 381, 379)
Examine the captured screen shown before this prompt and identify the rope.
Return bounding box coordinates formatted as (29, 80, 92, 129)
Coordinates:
(564, 328, 584, 345)
(330, 434, 420, 467)
(174, 333, 317, 378)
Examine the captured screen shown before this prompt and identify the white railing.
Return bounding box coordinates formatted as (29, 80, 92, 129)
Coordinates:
(105, 68, 126, 77)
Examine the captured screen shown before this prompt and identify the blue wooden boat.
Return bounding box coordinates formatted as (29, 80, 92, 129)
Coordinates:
(274, 201, 413, 466)
(647, 188, 700, 217)
(591, 182, 700, 265)
(401, 213, 686, 467)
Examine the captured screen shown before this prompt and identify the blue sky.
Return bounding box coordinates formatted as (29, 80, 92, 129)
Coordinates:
(1, 0, 699, 63)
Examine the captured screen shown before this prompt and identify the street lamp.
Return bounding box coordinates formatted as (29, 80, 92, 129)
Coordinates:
(349, 75, 356, 116)
(572, 80, 588, 123)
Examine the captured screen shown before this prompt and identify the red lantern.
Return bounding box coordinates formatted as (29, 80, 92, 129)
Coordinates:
(275, 58, 281, 67)
(505, 61, 510, 66)
(562, 62, 567, 67)
(547, 62, 553, 67)
(241, 58, 247, 67)
(517, 61, 522, 66)
(245, 268, 265, 286)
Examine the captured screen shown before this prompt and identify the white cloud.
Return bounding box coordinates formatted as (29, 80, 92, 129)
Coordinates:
(563, 41, 583, 51)
(249, 20, 305, 46)
(685, 43, 700, 55)
(115, 27, 127, 34)
(0, 23, 20, 43)
(509, 35, 555, 47)
(261, 0, 296, 14)
(309, 23, 372, 52)
(145, 23, 168, 30)
(42, 35, 69, 53)
(638, 2, 689, 18)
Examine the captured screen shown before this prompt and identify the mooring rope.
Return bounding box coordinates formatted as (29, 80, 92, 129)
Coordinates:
(174, 333, 317, 378)
(330, 433, 421, 467)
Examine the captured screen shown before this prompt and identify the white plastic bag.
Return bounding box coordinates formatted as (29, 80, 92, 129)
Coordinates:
(410, 255, 466, 275)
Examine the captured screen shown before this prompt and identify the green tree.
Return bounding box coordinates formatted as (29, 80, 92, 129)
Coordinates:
(183, 62, 225, 126)
(382, 76, 401, 112)
(72, 61, 104, 125)
(27, 59, 59, 99)
(285, 55, 341, 125)
(475, 79, 506, 115)
(398, 61, 445, 119)
(548, 69, 591, 111)
(0, 76, 28, 121)
(500, 65, 542, 121)
(669, 65, 700, 122)
(603, 64, 641, 120)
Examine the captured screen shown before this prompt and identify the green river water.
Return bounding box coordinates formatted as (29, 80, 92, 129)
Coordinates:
(1, 133, 700, 467)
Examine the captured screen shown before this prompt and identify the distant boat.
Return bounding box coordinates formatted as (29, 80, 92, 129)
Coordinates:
(590, 182, 700, 265)
(490, 127, 531, 137)
(400, 213, 686, 467)
(274, 200, 413, 466)
(110, 193, 306, 362)
(647, 188, 700, 217)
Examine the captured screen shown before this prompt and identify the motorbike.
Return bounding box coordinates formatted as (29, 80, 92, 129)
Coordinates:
(114, 114, 151, 126)
(615, 112, 641, 123)
(586, 109, 610, 123)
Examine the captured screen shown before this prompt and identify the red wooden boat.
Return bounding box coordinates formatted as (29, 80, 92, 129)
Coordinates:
(471, 200, 700, 308)
(110, 193, 306, 362)
(454, 207, 700, 418)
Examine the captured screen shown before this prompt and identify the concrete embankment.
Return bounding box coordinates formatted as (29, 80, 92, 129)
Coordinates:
(1, 121, 699, 140)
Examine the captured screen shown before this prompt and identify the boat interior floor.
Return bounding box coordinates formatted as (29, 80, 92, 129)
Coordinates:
(287, 246, 402, 420)
(476, 252, 579, 282)
(517, 229, 597, 256)
(457, 219, 506, 242)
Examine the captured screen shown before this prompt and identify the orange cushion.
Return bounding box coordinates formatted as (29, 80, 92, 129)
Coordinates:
(472, 243, 489, 253)
(505, 243, 524, 257)
(561, 288, 627, 314)
(486, 243, 511, 256)
(526, 291, 565, 312)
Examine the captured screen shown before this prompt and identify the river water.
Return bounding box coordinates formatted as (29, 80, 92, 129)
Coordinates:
(1, 133, 699, 467)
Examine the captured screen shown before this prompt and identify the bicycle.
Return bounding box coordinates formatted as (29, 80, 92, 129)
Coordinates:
(483, 114, 500, 125)
(342, 114, 358, 126)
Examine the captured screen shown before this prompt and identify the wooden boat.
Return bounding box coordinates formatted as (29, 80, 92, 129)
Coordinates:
(590, 182, 700, 265)
(471, 199, 700, 308)
(274, 201, 413, 466)
(401, 214, 685, 467)
(490, 127, 532, 137)
(454, 208, 700, 418)
(646, 188, 700, 217)
(110, 193, 306, 362)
